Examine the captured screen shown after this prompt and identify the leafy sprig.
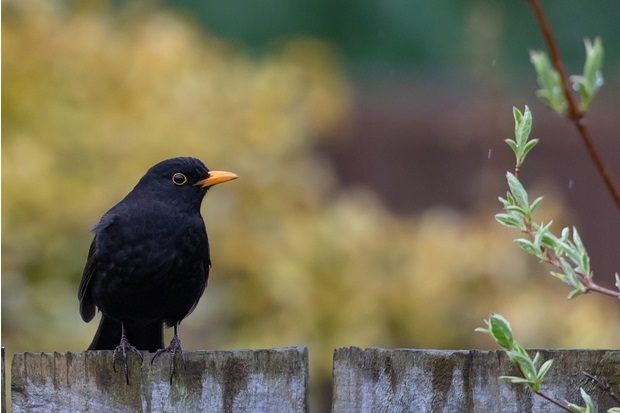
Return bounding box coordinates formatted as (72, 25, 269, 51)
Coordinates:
(504, 106, 538, 176)
(495, 106, 620, 300)
(529, 51, 567, 115)
(530, 37, 603, 116)
(570, 37, 604, 113)
(527, 1, 620, 211)
(489, 106, 619, 411)
(477, 314, 617, 413)
(483, 4, 619, 412)
(476, 314, 553, 392)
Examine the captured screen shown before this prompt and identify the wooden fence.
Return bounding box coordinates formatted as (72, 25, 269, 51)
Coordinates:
(3, 347, 619, 412)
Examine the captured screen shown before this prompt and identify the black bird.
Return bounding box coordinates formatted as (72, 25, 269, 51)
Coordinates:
(78, 157, 237, 381)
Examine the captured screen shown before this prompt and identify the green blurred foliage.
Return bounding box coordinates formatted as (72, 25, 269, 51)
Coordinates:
(2, 0, 619, 396)
(160, 0, 620, 78)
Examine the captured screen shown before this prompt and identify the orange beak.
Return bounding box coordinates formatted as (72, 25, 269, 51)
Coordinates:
(195, 170, 238, 188)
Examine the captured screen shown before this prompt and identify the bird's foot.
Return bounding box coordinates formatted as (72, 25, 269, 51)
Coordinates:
(112, 335, 143, 385)
(151, 335, 184, 383)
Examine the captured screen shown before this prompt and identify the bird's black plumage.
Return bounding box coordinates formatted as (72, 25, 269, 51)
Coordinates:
(78, 157, 237, 380)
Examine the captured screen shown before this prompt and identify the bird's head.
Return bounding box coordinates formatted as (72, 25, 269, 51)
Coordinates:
(131, 157, 237, 208)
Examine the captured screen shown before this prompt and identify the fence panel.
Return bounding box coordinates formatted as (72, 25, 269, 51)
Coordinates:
(332, 347, 619, 413)
(11, 347, 308, 413)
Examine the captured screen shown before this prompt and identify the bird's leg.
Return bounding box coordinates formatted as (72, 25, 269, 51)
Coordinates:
(112, 322, 143, 385)
(151, 322, 184, 383)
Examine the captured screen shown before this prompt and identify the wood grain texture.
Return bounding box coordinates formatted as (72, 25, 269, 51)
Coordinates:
(11, 347, 308, 413)
(332, 347, 620, 413)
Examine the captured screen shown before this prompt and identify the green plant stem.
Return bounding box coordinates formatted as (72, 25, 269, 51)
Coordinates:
(524, 221, 620, 299)
(527, 0, 620, 213)
(515, 364, 573, 412)
(544, 247, 620, 299)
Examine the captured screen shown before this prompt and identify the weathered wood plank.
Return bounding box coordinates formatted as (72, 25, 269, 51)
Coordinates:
(332, 347, 620, 413)
(11, 347, 308, 413)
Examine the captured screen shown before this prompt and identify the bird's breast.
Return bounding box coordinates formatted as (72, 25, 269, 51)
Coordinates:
(91, 210, 210, 323)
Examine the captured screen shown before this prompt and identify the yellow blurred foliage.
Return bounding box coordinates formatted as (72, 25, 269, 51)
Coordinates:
(2, 0, 619, 397)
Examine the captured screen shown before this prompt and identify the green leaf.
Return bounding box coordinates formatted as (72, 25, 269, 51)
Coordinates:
(571, 227, 591, 276)
(537, 359, 553, 381)
(550, 271, 568, 283)
(539, 231, 558, 250)
(488, 314, 514, 350)
(506, 172, 529, 208)
(505, 139, 518, 156)
(583, 38, 603, 82)
(508, 106, 537, 167)
(513, 106, 523, 126)
(509, 351, 537, 381)
(564, 243, 582, 268)
(533, 221, 553, 248)
(566, 404, 588, 413)
(566, 388, 596, 413)
(559, 257, 585, 291)
(515, 106, 533, 146)
(607, 407, 620, 413)
(580, 388, 595, 410)
(495, 213, 522, 229)
(515, 238, 543, 258)
(573, 37, 604, 112)
(572, 227, 586, 252)
(500, 376, 535, 385)
(521, 138, 539, 160)
(505, 191, 516, 206)
(579, 254, 591, 279)
(572, 76, 590, 112)
(530, 50, 567, 115)
(529, 196, 544, 215)
(505, 205, 527, 215)
(553, 229, 572, 256)
(568, 288, 586, 300)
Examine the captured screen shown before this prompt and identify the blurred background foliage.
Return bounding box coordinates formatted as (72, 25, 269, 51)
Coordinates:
(160, 0, 620, 78)
(3, 0, 620, 410)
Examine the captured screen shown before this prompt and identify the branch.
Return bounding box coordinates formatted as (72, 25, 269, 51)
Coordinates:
(511, 342, 573, 412)
(535, 390, 573, 413)
(579, 274, 620, 299)
(523, 220, 620, 300)
(527, 0, 620, 213)
(583, 371, 620, 405)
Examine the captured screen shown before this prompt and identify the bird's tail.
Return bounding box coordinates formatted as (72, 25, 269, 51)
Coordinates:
(88, 315, 164, 352)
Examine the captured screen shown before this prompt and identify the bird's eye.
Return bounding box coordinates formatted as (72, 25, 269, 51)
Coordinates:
(172, 173, 188, 186)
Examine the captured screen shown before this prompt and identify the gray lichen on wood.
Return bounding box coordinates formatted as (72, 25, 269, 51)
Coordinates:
(332, 347, 620, 413)
(9, 346, 619, 412)
(11, 347, 308, 413)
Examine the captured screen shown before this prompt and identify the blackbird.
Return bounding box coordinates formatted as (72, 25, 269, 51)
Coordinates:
(78, 157, 237, 382)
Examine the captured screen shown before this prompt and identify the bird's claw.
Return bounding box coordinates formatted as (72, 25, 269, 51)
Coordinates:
(151, 335, 184, 383)
(112, 336, 143, 385)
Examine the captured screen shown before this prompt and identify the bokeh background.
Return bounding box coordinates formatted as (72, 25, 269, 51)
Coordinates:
(3, 0, 620, 410)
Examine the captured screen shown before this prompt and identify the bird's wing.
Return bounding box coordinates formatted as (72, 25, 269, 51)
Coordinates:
(78, 213, 115, 323)
(184, 241, 211, 318)
(78, 238, 98, 322)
